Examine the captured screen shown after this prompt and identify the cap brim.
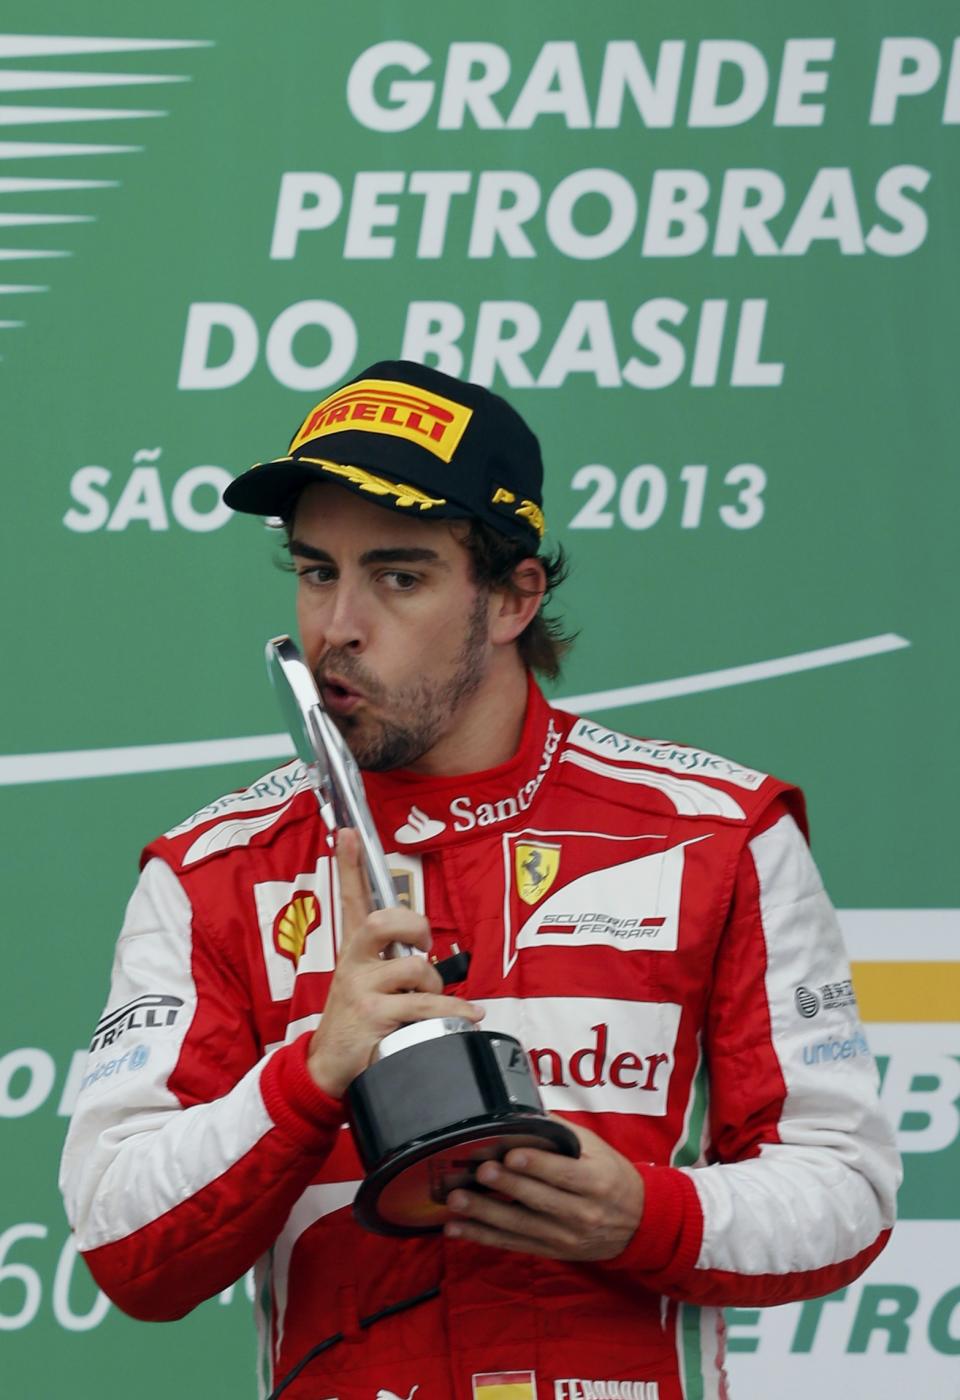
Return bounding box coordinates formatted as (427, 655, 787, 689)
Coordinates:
(223, 455, 470, 524)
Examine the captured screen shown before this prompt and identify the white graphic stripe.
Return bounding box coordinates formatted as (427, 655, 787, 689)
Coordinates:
(0, 176, 116, 190)
(555, 634, 910, 711)
(0, 105, 165, 124)
(0, 282, 46, 291)
(0, 635, 909, 785)
(0, 213, 92, 225)
(560, 748, 746, 819)
(0, 36, 212, 58)
(1, 732, 292, 784)
(838, 909, 958, 962)
(0, 37, 211, 344)
(0, 70, 189, 91)
(0, 247, 70, 258)
(0, 140, 140, 156)
(869, 1023, 960, 1056)
(183, 807, 297, 866)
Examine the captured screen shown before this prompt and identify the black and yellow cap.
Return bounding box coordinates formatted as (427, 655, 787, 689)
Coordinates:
(223, 359, 546, 546)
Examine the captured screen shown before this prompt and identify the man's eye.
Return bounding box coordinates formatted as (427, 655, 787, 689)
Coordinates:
(297, 566, 334, 586)
(384, 571, 419, 590)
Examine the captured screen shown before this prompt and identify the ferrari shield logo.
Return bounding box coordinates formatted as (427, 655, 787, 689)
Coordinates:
(515, 842, 561, 905)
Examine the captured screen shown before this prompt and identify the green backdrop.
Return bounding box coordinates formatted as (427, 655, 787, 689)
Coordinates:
(1, 5, 957, 1396)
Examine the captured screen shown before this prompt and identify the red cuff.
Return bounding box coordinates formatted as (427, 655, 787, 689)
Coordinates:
(604, 1164, 704, 1286)
(259, 1033, 346, 1150)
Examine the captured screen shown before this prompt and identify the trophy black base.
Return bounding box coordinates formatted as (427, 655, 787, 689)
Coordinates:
(346, 1028, 580, 1236)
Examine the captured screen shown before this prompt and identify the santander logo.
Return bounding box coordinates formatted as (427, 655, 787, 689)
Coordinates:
(392, 720, 562, 845)
(393, 804, 446, 844)
(529, 1022, 670, 1095)
(482, 996, 682, 1117)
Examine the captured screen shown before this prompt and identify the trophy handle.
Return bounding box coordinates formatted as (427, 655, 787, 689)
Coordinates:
(265, 635, 402, 920)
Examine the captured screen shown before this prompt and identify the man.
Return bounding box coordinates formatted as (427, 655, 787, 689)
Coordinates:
(60, 361, 900, 1400)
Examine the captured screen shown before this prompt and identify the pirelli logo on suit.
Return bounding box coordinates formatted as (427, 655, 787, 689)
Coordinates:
(288, 378, 474, 462)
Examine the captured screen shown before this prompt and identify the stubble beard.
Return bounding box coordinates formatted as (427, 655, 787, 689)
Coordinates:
(315, 591, 490, 771)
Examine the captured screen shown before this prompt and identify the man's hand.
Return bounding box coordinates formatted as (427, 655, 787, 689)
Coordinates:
(307, 829, 485, 1099)
(443, 1120, 644, 1261)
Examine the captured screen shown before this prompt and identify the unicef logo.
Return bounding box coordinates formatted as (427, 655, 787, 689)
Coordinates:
(795, 986, 821, 1019)
(129, 1045, 150, 1071)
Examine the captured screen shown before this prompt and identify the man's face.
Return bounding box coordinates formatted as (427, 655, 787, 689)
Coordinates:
(290, 483, 493, 771)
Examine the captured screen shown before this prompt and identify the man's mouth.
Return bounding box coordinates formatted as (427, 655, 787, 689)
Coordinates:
(320, 674, 366, 716)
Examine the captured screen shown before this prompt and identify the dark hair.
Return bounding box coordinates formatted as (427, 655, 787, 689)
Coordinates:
(457, 519, 575, 680)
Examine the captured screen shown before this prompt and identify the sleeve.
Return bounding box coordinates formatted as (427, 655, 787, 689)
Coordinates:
(605, 801, 901, 1306)
(58, 857, 345, 1322)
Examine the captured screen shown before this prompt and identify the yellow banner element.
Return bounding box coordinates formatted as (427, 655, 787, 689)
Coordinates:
(852, 962, 960, 1022)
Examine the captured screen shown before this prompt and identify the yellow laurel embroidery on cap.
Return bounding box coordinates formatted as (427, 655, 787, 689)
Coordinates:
(492, 486, 544, 537)
(299, 458, 447, 511)
(516, 500, 546, 538)
(288, 379, 474, 463)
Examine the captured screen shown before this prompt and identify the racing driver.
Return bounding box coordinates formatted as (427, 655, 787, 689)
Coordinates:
(60, 360, 900, 1400)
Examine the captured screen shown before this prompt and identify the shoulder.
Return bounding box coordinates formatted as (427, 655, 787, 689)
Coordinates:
(141, 758, 316, 873)
(554, 710, 805, 829)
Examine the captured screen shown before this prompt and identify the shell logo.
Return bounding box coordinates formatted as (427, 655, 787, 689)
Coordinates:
(273, 891, 321, 967)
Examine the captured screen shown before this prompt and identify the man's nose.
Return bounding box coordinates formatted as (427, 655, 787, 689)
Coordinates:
(323, 582, 367, 651)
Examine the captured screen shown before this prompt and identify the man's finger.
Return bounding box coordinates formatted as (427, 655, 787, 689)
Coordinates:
(444, 1190, 571, 1250)
(360, 906, 432, 959)
(471, 1160, 579, 1218)
(444, 1218, 565, 1259)
(379, 992, 486, 1026)
(335, 828, 372, 947)
(499, 1143, 590, 1193)
(368, 955, 444, 997)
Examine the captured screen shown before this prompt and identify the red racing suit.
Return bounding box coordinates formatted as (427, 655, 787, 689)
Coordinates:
(60, 680, 900, 1400)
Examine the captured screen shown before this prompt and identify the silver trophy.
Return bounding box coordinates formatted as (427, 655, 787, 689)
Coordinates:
(266, 635, 579, 1236)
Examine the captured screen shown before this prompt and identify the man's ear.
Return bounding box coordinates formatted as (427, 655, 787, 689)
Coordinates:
(488, 559, 547, 646)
